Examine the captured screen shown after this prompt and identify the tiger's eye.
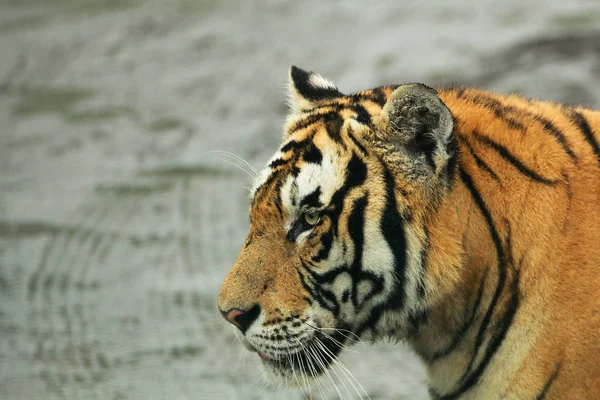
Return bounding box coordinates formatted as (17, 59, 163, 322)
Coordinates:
(304, 211, 320, 226)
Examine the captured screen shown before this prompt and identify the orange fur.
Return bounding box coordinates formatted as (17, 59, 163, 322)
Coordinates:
(218, 75, 600, 398)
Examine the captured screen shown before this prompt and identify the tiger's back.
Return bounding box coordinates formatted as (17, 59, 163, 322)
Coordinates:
(426, 88, 600, 398)
(217, 67, 600, 399)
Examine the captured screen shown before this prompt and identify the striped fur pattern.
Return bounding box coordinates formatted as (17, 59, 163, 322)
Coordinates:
(217, 66, 600, 399)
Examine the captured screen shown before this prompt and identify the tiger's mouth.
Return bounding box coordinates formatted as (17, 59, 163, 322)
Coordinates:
(245, 330, 346, 379)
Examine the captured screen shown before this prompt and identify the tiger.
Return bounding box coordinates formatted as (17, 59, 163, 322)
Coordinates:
(217, 66, 600, 399)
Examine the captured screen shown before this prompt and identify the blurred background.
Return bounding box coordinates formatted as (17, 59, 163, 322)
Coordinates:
(1, 1, 599, 399)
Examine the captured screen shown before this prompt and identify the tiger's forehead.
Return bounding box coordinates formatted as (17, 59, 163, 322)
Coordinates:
(248, 87, 396, 204)
(249, 117, 347, 203)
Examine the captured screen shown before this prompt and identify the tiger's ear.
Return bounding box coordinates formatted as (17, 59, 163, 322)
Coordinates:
(288, 66, 343, 112)
(374, 83, 456, 181)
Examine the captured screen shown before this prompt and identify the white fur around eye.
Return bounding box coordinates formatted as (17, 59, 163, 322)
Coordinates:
(295, 151, 338, 205)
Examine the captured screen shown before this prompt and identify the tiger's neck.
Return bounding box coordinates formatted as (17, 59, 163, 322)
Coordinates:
(394, 164, 524, 398)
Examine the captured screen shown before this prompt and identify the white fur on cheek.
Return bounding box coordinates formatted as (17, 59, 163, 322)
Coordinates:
(249, 150, 285, 199)
(249, 167, 271, 199)
(362, 217, 396, 298)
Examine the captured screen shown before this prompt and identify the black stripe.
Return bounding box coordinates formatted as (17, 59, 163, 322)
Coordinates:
(468, 92, 526, 131)
(380, 164, 407, 310)
(299, 186, 322, 208)
(535, 362, 561, 400)
(416, 227, 430, 302)
(463, 139, 501, 184)
(347, 195, 368, 309)
(533, 115, 577, 161)
(447, 270, 519, 400)
(324, 112, 345, 146)
(569, 109, 600, 167)
(407, 308, 428, 336)
(287, 112, 335, 135)
(302, 142, 323, 164)
(269, 158, 287, 169)
(350, 86, 393, 107)
(472, 132, 557, 185)
(281, 139, 306, 153)
(290, 66, 342, 102)
(466, 92, 576, 162)
(350, 104, 372, 126)
(312, 231, 333, 261)
(438, 168, 517, 399)
(312, 154, 367, 262)
(354, 161, 407, 338)
(445, 132, 460, 182)
(347, 129, 368, 156)
(296, 266, 340, 316)
(301, 259, 346, 284)
(429, 265, 488, 362)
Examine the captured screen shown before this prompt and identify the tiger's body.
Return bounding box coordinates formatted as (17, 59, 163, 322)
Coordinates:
(218, 67, 600, 399)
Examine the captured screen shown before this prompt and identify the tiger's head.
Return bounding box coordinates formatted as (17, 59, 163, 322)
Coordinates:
(217, 66, 458, 385)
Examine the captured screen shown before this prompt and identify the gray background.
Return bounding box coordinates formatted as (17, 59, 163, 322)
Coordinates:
(1, 1, 599, 399)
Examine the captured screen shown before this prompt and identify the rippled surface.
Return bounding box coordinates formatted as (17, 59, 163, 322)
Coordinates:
(1, 1, 599, 399)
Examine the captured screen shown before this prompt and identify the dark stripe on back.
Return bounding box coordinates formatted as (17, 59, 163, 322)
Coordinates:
(463, 139, 501, 184)
(465, 92, 577, 161)
(467, 92, 526, 131)
(569, 109, 600, 167)
(472, 132, 557, 185)
(533, 115, 577, 161)
(535, 362, 561, 400)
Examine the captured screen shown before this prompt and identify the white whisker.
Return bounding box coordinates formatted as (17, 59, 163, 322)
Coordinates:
(308, 341, 344, 400)
(214, 155, 256, 179)
(314, 337, 371, 400)
(208, 150, 259, 177)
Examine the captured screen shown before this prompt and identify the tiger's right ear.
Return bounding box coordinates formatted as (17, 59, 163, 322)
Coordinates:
(372, 83, 456, 182)
(287, 66, 343, 112)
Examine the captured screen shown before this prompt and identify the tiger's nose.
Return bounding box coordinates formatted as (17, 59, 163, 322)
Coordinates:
(219, 304, 261, 334)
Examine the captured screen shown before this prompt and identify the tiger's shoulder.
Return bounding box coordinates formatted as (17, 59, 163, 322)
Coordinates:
(436, 86, 600, 182)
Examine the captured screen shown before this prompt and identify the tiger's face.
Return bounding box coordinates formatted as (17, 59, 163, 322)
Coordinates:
(218, 67, 457, 385)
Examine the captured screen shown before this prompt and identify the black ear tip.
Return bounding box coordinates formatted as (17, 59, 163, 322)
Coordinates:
(290, 65, 310, 82)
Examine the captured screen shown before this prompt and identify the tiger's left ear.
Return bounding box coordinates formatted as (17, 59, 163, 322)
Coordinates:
(373, 83, 457, 182)
(288, 66, 343, 112)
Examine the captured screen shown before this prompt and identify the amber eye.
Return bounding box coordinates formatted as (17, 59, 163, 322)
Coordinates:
(304, 211, 321, 226)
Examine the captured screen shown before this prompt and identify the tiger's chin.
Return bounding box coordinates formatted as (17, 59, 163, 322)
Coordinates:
(260, 344, 339, 386)
(241, 332, 345, 387)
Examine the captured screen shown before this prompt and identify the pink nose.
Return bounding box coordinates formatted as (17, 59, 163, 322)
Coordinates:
(219, 304, 261, 333)
(220, 309, 245, 329)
